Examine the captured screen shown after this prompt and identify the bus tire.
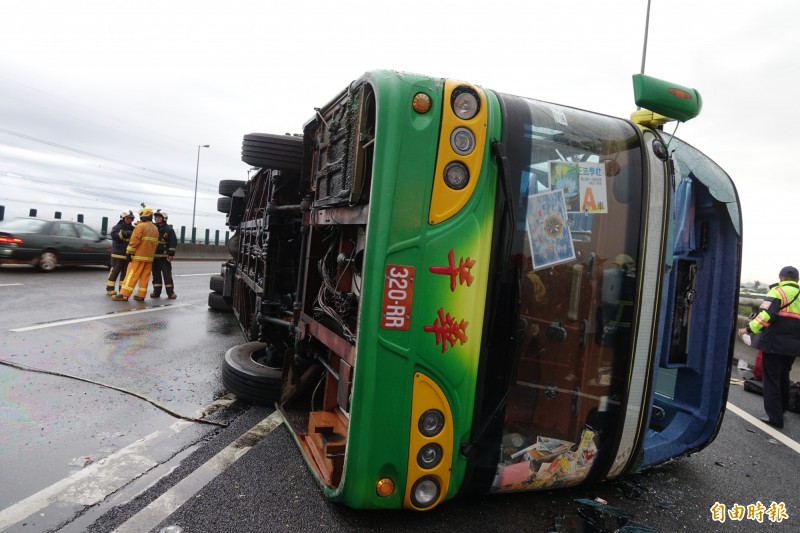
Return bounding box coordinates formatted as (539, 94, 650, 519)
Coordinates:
(217, 196, 232, 214)
(222, 342, 282, 403)
(209, 274, 224, 293)
(218, 179, 246, 197)
(241, 133, 302, 172)
(208, 291, 232, 312)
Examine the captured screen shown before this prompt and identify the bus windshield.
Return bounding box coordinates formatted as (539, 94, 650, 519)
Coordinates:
(489, 94, 646, 490)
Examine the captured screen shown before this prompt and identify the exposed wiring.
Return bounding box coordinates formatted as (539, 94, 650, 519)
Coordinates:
(314, 234, 357, 342)
(0, 359, 228, 428)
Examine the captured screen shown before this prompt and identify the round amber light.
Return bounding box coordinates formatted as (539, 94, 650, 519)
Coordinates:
(376, 478, 395, 497)
(412, 92, 432, 114)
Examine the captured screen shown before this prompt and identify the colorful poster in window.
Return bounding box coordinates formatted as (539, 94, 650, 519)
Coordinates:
(549, 161, 608, 213)
(549, 161, 580, 212)
(526, 189, 575, 270)
(578, 162, 607, 213)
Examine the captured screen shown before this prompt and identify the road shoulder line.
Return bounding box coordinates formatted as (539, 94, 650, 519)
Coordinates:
(726, 401, 800, 453)
(112, 410, 284, 533)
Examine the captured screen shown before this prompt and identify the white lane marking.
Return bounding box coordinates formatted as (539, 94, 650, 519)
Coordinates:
(726, 402, 800, 454)
(0, 396, 237, 530)
(113, 410, 284, 533)
(9, 303, 191, 332)
(176, 273, 217, 277)
(0, 283, 23, 287)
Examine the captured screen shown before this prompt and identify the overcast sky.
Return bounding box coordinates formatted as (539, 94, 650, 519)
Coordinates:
(1, 0, 796, 282)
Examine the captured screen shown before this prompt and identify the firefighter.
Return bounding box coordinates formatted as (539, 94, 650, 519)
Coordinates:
(106, 209, 134, 296)
(150, 209, 178, 299)
(112, 206, 160, 301)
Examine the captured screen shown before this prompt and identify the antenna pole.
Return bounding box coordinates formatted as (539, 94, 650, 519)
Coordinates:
(641, 0, 652, 74)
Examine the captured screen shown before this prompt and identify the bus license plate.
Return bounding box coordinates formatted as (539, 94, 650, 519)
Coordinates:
(381, 265, 415, 330)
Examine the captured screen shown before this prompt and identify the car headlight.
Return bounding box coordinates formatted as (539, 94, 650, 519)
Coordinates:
(410, 476, 440, 509)
(450, 127, 475, 156)
(442, 162, 469, 191)
(418, 409, 445, 437)
(451, 86, 480, 120)
(417, 443, 443, 469)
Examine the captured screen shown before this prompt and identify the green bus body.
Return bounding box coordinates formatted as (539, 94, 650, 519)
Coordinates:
(223, 70, 741, 511)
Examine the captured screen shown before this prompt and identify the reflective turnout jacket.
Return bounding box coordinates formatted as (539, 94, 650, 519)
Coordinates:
(154, 223, 178, 259)
(747, 280, 800, 356)
(125, 220, 160, 262)
(110, 220, 133, 259)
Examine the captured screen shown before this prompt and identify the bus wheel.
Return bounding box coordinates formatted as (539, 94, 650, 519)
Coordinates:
(218, 179, 246, 197)
(217, 196, 232, 214)
(241, 133, 303, 172)
(208, 291, 232, 312)
(209, 274, 224, 293)
(222, 342, 282, 404)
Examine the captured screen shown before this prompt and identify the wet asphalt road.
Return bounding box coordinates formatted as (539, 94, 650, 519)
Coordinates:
(1, 262, 799, 532)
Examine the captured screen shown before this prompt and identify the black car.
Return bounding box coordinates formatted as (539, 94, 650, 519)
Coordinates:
(0, 217, 112, 272)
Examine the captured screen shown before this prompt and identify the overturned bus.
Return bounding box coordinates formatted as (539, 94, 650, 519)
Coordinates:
(211, 70, 741, 510)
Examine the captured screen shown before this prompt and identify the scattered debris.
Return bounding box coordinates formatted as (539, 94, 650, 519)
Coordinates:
(551, 498, 656, 532)
(618, 480, 648, 501)
(68, 456, 93, 468)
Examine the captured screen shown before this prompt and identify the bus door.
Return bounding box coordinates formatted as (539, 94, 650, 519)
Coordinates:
(639, 134, 740, 470)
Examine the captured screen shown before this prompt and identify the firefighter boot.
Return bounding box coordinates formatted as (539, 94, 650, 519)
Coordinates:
(150, 292, 161, 298)
(111, 294, 128, 301)
(167, 292, 177, 299)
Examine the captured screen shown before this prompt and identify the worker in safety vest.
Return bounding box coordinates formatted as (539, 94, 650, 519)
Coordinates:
(738, 265, 800, 429)
(106, 209, 134, 296)
(112, 206, 160, 301)
(150, 209, 178, 299)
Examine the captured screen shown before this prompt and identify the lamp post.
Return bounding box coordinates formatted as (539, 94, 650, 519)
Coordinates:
(192, 144, 210, 234)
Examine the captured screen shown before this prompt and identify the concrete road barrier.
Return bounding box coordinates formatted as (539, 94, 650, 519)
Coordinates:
(174, 244, 230, 261)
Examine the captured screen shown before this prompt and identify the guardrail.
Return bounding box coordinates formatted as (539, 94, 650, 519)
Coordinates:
(0, 205, 230, 245)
